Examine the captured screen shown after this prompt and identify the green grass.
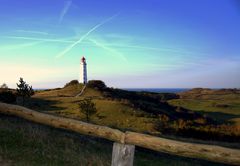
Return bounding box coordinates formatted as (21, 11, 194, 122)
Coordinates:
(0, 115, 111, 166)
(171, 88, 240, 123)
(29, 87, 158, 134)
(0, 115, 229, 166)
(29, 83, 240, 136)
(1, 83, 239, 165)
(168, 99, 240, 123)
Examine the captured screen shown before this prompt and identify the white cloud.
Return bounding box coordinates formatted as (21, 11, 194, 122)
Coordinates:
(2, 36, 75, 43)
(0, 41, 44, 51)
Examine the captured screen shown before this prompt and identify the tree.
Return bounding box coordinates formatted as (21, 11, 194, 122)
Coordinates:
(0, 83, 8, 89)
(16, 78, 34, 105)
(78, 98, 97, 122)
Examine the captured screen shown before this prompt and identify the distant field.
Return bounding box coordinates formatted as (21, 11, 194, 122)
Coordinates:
(168, 89, 240, 124)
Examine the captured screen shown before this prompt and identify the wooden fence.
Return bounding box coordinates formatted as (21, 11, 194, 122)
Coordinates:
(0, 102, 240, 166)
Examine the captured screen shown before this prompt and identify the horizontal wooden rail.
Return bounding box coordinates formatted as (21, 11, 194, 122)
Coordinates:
(0, 102, 124, 143)
(0, 102, 240, 165)
(125, 132, 240, 165)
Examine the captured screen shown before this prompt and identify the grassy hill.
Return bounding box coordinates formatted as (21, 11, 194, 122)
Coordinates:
(21, 80, 239, 142)
(30, 81, 157, 133)
(26, 81, 211, 133)
(1, 81, 240, 165)
(168, 88, 240, 123)
(2, 80, 239, 142)
(178, 88, 240, 100)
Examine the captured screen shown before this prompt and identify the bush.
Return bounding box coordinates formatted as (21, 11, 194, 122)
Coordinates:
(0, 91, 16, 104)
(156, 119, 240, 142)
(215, 104, 230, 108)
(64, 80, 79, 88)
(87, 80, 106, 90)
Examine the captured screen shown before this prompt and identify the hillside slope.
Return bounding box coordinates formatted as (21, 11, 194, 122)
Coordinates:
(30, 81, 212, 134)
(169, 88, 240, 123)
(24, 80, 239, 142)
(178, 88, 240, 100)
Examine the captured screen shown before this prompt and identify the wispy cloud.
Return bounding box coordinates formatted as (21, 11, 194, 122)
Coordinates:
(55, 13, 119, 59)
(2, 36, 78, 44)
(103, 43, 209, 57)
(15, 30, 49, 35)
(88, 38, 127, 62)
(3, 35, 209, 59)
(89, 33, 209, 58)
(59, 0, 72, 23)
(0, 41, 44, 51)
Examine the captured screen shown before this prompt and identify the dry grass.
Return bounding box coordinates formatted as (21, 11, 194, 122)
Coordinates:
(31, 87, 157, 134)
(0, 114, 230, 166)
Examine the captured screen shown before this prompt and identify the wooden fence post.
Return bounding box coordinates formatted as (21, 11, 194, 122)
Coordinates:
(111, 142, 135, 166)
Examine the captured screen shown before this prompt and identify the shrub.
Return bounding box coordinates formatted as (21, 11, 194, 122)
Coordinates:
(87, 80, 106, 90)
(157, 93, 179, 101)
(215, 104, 230, 108)
(64, 80, 79, 88)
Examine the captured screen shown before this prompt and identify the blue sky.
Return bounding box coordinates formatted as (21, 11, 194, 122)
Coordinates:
(0, 0, 239, 88)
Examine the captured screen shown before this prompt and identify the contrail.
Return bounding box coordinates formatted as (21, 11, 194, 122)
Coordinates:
(3, 36, 80, 44)
(4, 36, 209, 58)
(15, 30, 49, 35)
(88, 38, 128, 62)
(5, 35, 179, 53)
(59, 0, 72, 23)
(0, 41, 44, 51)
(55, 13, 119, 59)
(97, 43, 209, 56)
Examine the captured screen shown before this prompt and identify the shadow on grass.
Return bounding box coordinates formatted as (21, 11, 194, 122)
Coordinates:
(23, 97, 65, 112)
(196, 110, 240, 124)
(135, 147, 231, 166)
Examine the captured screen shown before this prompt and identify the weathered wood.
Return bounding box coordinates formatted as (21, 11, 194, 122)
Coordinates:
(111, 142, 135, 166)
(125, 131, 240, 165)
(0, 102, 125, 143)
(1, 102, 240, 165)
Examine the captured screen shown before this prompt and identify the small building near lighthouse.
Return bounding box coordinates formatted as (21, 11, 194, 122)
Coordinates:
(80, 56, 87, 84)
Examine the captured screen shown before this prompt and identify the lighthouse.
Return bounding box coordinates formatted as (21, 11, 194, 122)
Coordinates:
(80, 56, 87, 84)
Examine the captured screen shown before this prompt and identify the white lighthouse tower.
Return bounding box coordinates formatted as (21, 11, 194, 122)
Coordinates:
(80, 56, 87, 84)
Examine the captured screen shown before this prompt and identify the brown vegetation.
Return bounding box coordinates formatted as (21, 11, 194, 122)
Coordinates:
(178, 88, 240, 100)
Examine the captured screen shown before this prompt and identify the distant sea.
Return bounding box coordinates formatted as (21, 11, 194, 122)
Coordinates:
(124, 88, 190, 93)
